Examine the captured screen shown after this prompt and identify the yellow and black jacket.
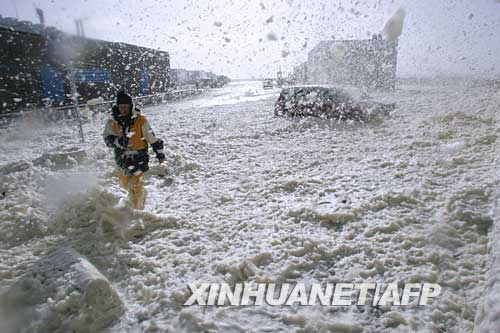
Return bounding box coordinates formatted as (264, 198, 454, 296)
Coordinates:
(103, 105, 164, 175)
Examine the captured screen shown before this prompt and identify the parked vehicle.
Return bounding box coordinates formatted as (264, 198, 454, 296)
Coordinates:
(262, 79, 275, 90)
(274, 85, 395, 121)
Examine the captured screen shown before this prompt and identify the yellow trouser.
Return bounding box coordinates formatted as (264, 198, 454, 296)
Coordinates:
(117, 171, 145, 210)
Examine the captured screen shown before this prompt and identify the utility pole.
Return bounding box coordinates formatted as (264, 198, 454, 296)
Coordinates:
(35, 8, 45, 26)
(75, 19, 81, 36)
(71, 17, 85, 142)
(277, 66, 283, 87)
(69, 65, 85, 142)
(75, 19, 85, 37)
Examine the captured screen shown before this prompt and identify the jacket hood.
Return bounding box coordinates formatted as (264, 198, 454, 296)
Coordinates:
(111, 104, 141, 122)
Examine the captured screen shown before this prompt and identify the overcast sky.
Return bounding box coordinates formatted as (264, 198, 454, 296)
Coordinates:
(1, 0, 499, 79)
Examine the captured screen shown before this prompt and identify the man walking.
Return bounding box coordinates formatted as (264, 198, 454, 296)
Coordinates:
(103, 91, 165, 210)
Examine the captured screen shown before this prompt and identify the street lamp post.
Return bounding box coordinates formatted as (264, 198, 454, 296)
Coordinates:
(69, 64, 85, 143)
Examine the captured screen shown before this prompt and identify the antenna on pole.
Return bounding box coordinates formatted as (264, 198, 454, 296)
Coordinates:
(75, 19, 81, 36)
(75, 19, 85, 37)
(79, 20, 85, 37)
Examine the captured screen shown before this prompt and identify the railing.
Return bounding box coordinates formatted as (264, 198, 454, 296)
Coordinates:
(0, 86, 203, 128)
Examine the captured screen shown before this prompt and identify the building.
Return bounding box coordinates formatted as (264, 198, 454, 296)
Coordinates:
(299, 35, 398, 90)
(293, 62, 308, 85)
(0, 16, 170, 114)
(171, 68, 229, 88)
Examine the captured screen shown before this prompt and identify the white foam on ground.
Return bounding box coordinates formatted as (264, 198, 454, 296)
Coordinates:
(473, 90, 500, 333)
(0, 78, 498, 332)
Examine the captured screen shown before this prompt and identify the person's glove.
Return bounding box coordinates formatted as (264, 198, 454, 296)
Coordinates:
(104, 135, 116, 148)
(151, 140, 165, 163)
(156, 153, 165, 163)
(104, 135, 127, 149)
(114, 137, 128, 149)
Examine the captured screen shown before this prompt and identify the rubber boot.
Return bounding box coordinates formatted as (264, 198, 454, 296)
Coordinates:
(128, 173, 145, 210)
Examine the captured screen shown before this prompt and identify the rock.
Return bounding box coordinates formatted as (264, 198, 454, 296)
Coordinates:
(0, 247, 124, 333)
